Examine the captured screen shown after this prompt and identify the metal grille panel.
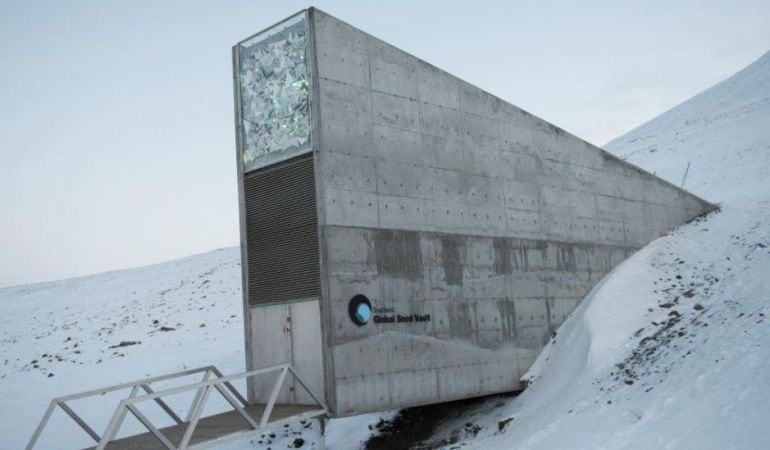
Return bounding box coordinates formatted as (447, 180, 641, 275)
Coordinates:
(244, 154, 320, 305)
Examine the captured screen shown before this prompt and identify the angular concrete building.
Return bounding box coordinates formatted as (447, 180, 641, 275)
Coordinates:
(232, 8, 715, 417)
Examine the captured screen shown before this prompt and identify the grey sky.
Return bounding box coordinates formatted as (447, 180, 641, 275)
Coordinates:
(1, 0, 769, 287)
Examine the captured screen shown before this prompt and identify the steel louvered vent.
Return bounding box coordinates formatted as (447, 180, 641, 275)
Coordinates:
(243, 154, 320, 305)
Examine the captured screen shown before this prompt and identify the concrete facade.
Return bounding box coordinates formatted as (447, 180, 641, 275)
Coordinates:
(234, 8, 716, 417)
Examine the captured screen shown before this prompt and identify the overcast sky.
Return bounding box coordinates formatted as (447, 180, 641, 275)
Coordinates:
(1, 0, 769, 287)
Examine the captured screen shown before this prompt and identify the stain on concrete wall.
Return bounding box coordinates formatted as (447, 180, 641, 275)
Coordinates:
(438, 235, 464, 286)
(373, 229, 423, 282)
(493, 238, 512, 275)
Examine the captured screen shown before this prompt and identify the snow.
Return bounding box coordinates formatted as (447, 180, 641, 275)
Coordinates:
(2, 49, 769, 450)
(0, 257, 393, 448)
(417, 51, 770, 449)
(0, 248, 390, 449)
(0, 248, 247, 449)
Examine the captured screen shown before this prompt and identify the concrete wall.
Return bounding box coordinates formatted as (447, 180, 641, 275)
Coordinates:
(306, 8, 714, 416)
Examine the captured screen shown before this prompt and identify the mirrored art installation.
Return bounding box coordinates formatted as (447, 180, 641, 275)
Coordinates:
(238, 15, 310, 172)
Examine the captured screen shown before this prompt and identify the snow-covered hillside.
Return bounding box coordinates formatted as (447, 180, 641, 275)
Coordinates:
(411, 51, 770, 449)
(0, 249, 388, 449)
(0, 248, 246, 448)
(608, 51, 770, 202)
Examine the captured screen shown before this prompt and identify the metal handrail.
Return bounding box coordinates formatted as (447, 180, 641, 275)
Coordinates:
(56, 366, 216, 402)
(26, 365, 215, 450)
(120, 364, 290, 405)
(27, 364, 327, 450)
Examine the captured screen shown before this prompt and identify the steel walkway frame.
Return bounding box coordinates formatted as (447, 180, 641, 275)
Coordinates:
(26, 364, 327, 450)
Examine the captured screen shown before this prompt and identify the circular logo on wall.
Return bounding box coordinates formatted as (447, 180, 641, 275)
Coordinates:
(348, 294, 372, 326)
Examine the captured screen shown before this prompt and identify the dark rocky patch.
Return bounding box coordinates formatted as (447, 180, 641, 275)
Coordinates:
(497, 417, 514, 433)
(365, 392, 516, 450)
(108, 340, 141, 349)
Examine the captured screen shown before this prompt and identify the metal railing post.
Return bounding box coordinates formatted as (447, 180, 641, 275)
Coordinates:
(126, 404, 176, 450)
(287, 366, 326, 408)
(141, 383, 184, 424)
(97, 385, 140, 449)
(210, 366, 249, 407)
(186, 368, 212, 422)
(97, 401, 127, 450)
(260, 366, 288, 427)
(25, 400, 57, 450)
(58, 401, 101, 443)
(179, 385, 213, 449)
(212, 383, 259, 429)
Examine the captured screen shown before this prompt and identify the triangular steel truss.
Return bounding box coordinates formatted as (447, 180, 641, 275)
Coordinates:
(27, 364, 327, 450)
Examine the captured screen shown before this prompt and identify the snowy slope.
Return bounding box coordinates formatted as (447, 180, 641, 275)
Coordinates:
(0, 248, 247, 449)
(606, 50, 770, 202)
(0, 249, 388, 449)
(414, 51, 770, 449)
